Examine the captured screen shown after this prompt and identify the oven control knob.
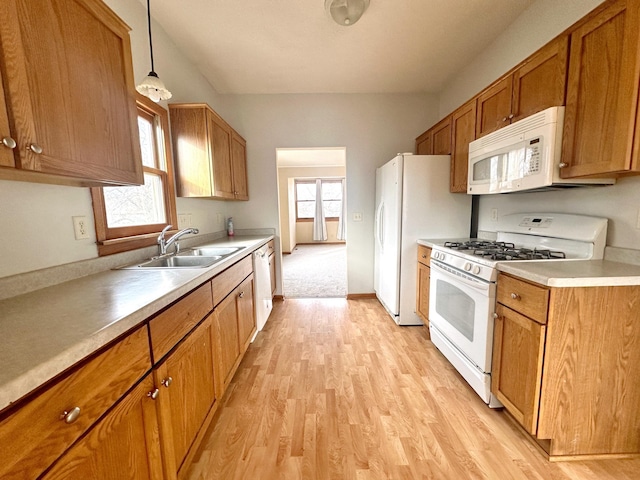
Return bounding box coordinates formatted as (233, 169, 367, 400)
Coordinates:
(464, 263, 472, 271)
(433, 252, 439, 260)
(473, 266, 481, 275)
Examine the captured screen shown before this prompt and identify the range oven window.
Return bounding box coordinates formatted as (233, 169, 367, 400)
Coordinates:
(434, 280, 475, 341)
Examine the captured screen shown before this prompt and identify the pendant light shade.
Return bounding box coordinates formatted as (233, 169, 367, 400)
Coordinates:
(325, 0, 370, 26)
(136, 0, 172, 102)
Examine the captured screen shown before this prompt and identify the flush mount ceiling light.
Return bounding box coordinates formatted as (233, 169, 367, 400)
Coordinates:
(136, 0, 172, 102)
(325, 0, 370, 26)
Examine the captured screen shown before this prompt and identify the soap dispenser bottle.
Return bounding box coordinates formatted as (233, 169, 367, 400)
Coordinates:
(227, 217, 234, 236)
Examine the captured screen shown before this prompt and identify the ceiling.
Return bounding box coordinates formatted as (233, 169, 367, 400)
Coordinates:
(145, 0, 535, 95)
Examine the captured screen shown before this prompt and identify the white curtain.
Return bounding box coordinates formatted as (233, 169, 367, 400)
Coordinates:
(312, 179, 327, 241)
(336, 178, 346, 241)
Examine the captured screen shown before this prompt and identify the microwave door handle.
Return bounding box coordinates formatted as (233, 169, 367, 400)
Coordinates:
(431, 260, 490, 292)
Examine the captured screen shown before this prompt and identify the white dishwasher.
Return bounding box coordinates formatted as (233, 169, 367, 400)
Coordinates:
(253, 243, 273, 332)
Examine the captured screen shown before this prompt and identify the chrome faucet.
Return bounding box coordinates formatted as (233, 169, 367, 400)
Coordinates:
(157, 225, 199, 256)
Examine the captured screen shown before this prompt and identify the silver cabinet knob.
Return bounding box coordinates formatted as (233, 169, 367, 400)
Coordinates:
(161, 377, 173, 388)
(29, 143, 43, 154)
(502, 116, 508, 122)
(559, 162, 568, 168)
(508, 113, 515, 119)
(148, 388, 160, 400)
(510, 293, 520, 300)
(493, 313, 499, 319)
(421, 254, 427, 259)
(60, 406, 81, 424)
(239, 291, 245, 298)
(1, 137, 16, 149)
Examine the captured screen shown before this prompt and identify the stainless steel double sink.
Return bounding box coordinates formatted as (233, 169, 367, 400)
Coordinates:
(122, 246, 245, 269)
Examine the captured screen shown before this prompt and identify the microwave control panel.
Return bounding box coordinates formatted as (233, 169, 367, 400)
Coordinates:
(524, 137, 542, 175)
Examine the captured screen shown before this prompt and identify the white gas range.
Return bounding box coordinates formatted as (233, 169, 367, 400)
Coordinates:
(427, 213, 608, 407)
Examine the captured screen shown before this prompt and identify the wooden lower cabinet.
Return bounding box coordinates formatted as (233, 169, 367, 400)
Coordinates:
(154, 315, 216, 478)
(416, 245, 432, 327)
(42, 374, 164, 480)
(492, 304, 545, 435)
(212, 274, 255, 398)
(269, 252, 276, 297)
(493, 273, 640, 458)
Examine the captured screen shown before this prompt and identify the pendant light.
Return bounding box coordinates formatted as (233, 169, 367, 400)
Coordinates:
(325, 0, 370, 26)
(136, 0, 172, 102)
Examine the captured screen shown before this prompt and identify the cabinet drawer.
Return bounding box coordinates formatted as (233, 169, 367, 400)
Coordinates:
(267, 239, 275, 255)
(497, 274, 549, 324)
(0, 325, 151, 480)
(149, 283, 214, 362)
(211, 255, 253, 306)
(417, 245, 431, 267)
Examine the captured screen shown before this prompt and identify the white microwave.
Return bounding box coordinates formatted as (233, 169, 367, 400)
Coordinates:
(467, 106, 615, 194)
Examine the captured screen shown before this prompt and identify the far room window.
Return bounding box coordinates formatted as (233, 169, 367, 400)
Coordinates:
(295, 179, 343, 221)
(91, 93, 178, 256)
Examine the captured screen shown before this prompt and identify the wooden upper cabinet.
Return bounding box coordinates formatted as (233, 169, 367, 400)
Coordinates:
(476, 76, 514, 138)
(231, 131, 249, 200)
(0, 0, 143, 187)
(415, 130, 432, 155)
(476, 35, 568, 138)
(0, 69, 15, 168)
(170, 103, 249, 200)
(561, 0, 640, 178)
(431, 116, 452, 155)
(450, 100, 476, 193)
(511, 36, 568, 122)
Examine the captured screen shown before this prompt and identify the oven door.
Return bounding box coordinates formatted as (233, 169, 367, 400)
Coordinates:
(429, 259, 496, 372)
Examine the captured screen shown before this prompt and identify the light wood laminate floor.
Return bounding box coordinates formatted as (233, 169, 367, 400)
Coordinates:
(187, 298, 640, 479)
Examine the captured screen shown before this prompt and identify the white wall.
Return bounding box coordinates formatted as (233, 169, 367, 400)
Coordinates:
(0, 0, 234, 278)
(437, 0, 640, 250)
(226, 93, 438, 294)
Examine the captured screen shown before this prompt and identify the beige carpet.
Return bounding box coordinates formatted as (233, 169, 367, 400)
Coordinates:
(282, 244, 347, 298)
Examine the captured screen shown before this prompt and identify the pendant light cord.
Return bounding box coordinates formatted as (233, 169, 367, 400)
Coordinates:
(146, 0, 155, 73)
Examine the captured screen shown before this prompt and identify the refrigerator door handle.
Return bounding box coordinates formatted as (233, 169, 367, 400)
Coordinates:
(376, 201, 385, 250)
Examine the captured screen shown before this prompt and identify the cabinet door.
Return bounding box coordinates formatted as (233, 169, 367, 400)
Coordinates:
(561, 0, 640, 177)
(0, 69, 16, 168)
(512, 36, 568, 122)
(0, 0, 142, 186)
(155, 317, 216, 475)
(231, 131, 249, 200)
(170, 106, 213, 197)
(492, 304, 546, 435)
(207, 111, 235, 199)
(450, 100, 476, 193)
(212, 292, 241, 396)
(476, 76, 513, 138)
(237, 276, 256, 353)
(415, 130, 432, 155)
(416, 263, 430, 325)
(431, 117, 452, 155)
(41, 375, 164, 480)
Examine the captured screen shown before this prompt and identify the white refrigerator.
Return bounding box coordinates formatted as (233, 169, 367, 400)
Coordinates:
(374, 154, 472, 325)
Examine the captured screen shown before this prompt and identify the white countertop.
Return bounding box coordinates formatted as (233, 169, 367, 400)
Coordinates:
(496, 260, 640, 287)
(0, 235, 272, 412)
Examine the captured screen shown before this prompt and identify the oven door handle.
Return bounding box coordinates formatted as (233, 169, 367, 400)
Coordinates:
(431, 260, 491, 292)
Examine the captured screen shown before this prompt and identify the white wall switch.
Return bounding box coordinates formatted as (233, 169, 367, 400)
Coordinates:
(353, 212, 363, 222)
(491, 208, 499, 222)
(72, 216, 90, 240)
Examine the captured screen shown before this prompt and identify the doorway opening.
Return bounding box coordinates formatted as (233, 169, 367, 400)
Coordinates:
(276, 147, 347, 298)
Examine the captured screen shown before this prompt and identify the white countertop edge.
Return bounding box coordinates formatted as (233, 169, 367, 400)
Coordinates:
(0, 235, 273, 412)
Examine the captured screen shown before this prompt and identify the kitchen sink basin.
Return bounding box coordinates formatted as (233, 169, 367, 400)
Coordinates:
(127, 255, 223, 269)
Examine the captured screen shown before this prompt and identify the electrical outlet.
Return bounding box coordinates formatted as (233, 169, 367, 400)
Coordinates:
(491, 208, 499, 222)
(72, 216, 90, 240)
(353, 212, 363, 222)
(178, 213, 192, 229)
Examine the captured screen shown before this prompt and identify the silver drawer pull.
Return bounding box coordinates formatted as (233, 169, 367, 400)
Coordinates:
(161, 377, 173, 388)
(558, 162, 568, 168)
(493, 313, 499, 319)
(1, 137, 16, 149)
(29, 143, 43, 154)
(510, 293, 520, 300)
(147, 388, 160, 400)
(60, 406, 81, 424)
